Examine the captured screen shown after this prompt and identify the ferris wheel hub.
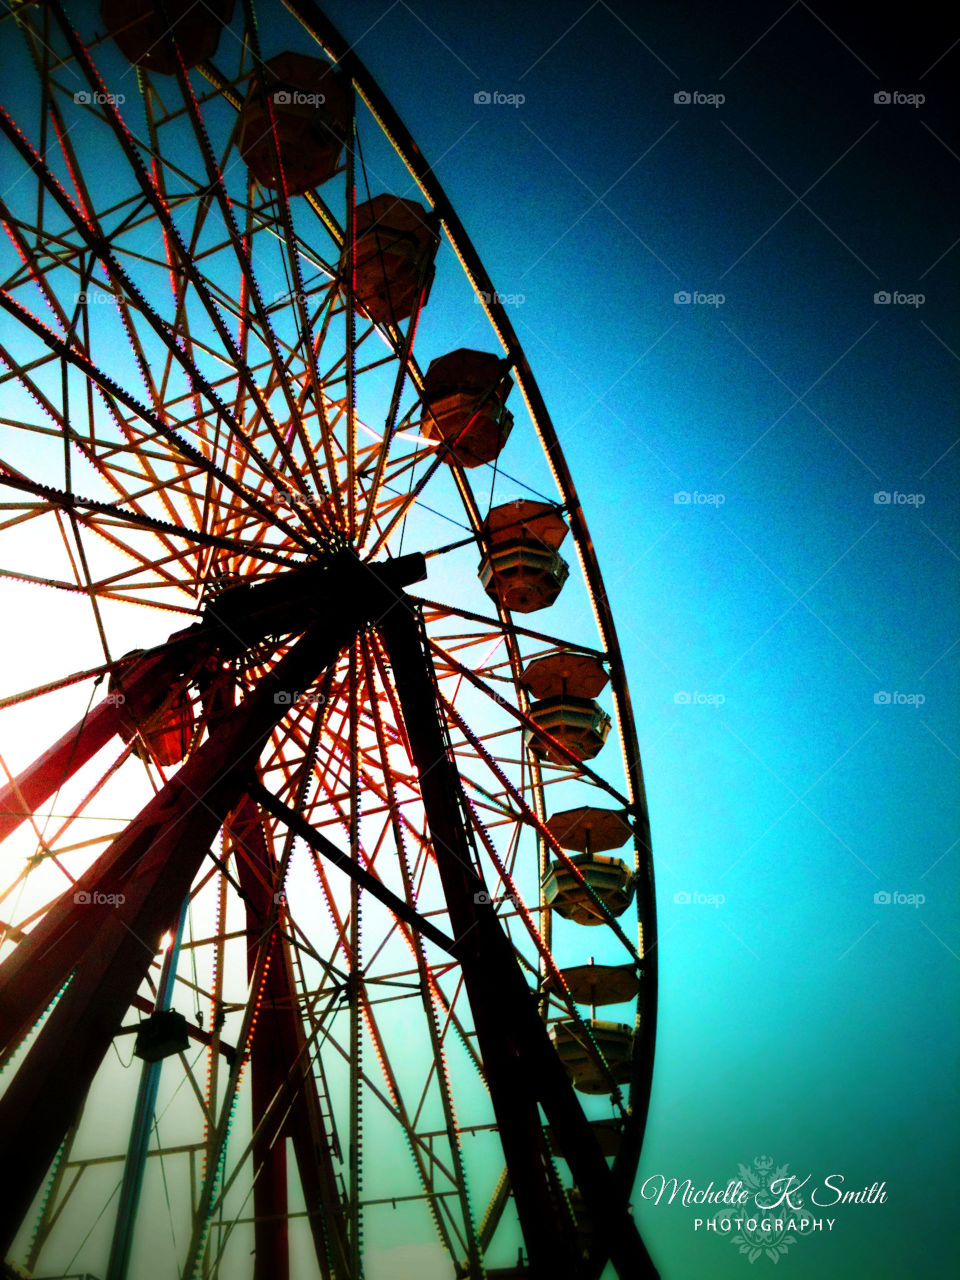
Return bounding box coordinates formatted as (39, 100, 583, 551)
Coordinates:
(201, 550, 427, 654)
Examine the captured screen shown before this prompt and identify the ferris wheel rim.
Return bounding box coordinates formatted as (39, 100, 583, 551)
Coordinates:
(280, 0, 659, 1173)
(0, 0, 659, 1273)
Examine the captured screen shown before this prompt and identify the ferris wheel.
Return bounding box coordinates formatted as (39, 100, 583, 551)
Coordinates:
(0, 2, 659, 1278)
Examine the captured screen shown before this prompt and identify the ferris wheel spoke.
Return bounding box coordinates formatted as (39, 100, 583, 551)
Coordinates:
(0, 288, 317, 559)
(442, 694, 642, 970)
(364, 427, 464, 560)
(417, 596, 608, 659)
(338, 105, 361, 543)
(360, 636, 484, 1274)
(354, 296, 430, 555)
(161, 46, 343, 521)
(0, 129, 326, 553)
(87, 535, 224, 595)
(45, 4, 336, 525)
(0, 654, 128, 712)
(0, 488, 208, 599)
(114, 102, 215, 542)
(226, 283, 340, 509)
(0, 467, 306, 573)
(432, 637, 631, 807)
(0, 563, 189, 613)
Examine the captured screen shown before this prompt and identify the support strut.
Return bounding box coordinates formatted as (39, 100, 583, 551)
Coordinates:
(379, 601, 658, 1280)
(230, 796, 351, 1280)
(0, 634, 211, 846)
(0, 554, 424, 1259)
(105, 897, 189, 1280)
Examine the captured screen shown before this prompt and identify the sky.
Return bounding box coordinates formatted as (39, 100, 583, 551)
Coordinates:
(304, 1, 960, 1276)
(0, 2, 957, 1278)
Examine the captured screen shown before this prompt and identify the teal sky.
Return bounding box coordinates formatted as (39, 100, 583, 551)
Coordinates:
(0, 3, 956, 1278)
(309, 2, 960, 1276)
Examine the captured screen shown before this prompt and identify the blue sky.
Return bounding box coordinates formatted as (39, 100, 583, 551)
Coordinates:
(0, 2, 956, 1277)
(309, 2, 960, 1275)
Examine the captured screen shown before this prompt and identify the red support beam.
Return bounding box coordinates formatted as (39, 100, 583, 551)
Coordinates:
(230, 797, 351, 1280)
(0, 558, 424, 1063)
(0, 557, 424, 1253)
(231, 799, 291, 1280)
(0, 634, 209, 847)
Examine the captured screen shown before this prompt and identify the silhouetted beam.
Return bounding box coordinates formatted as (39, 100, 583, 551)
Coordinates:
(0, 557, 425, 1252)
(231, 798, 350, 1280)
(0, 556, 426, 1063)
(379, 602, 586, 1278)
(231, 801, 291, 1280)
(248, 782, 458, 958)
(379, 601, 658, 1280)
